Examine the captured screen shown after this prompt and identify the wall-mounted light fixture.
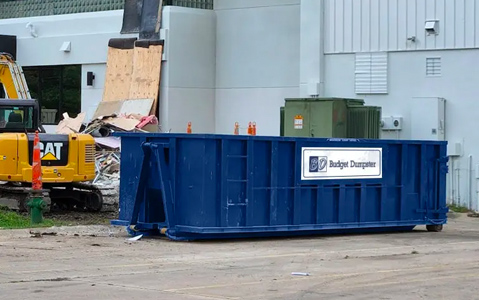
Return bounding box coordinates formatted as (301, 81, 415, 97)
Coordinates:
(87, 72, 95, 86)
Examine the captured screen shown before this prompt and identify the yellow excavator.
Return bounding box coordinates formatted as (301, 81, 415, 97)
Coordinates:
(0, 52, 103, 211)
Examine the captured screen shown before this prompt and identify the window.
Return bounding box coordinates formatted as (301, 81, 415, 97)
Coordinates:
(355, 52, 388, 94)
(23, 65, 81, 124)
(426, 57, 441, 76)
(0, 106, 34, 130)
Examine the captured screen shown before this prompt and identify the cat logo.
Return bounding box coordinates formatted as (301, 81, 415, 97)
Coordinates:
(39, 142, 63, 161)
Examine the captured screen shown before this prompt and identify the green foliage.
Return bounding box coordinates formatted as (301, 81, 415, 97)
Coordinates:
(448, 204, 471, 213)
(0, 207, 57, 229)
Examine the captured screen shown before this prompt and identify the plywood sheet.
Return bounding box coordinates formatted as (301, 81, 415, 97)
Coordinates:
(102, 47, 135, 102)
(128, 44, 163, 114)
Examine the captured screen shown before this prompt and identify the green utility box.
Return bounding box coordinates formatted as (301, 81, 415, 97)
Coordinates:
(283, 98, 348, 138)
(280, 97, 381, 139)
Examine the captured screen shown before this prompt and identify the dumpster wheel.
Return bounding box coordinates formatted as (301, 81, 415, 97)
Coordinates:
(426, 224, 443, 232)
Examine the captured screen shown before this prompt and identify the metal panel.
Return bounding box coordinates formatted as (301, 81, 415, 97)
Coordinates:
(425, 0, 436, 49)
(415, 0, 426, 50)
(112, 133, 449, 241)
(444, 0, 457, 48)
(475, 0, 479, 47)
(335, 0, 345, 52)
(283, 100, 311, 137)
(325, 0, 479, 53)
(361, 0, 371, 51)
(343, 0, 354, 52)
(435, 0, 446, 48)
(352, 0, 362, 52)
(388, 0, 399, 50)
(410, 97, 446, 141)
(406, 0, 417, 50)
(397, 0, 408, 50)
(379, 0, 389, 51)
(455, 0, 466, 48)
(465, 0, 476, 48)
(370, 0, 380, 51)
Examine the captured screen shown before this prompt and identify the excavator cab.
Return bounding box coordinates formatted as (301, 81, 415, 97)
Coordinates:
(0, 99, 41, 132)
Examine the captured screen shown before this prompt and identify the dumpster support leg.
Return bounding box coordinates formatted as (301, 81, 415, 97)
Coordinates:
(129, 144, 152, 229)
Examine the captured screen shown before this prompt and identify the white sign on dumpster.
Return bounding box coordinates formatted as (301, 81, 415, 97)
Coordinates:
(301, 147, 382, 180)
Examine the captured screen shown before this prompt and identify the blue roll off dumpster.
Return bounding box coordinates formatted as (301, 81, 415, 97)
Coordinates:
(111, 133, 448, 241)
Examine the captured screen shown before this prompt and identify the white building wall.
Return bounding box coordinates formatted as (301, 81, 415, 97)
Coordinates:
(0, 10, 131, 65)
(324, 0, 479, 53)
(159, 7, 216, 134)
(214, 0, 300, 135)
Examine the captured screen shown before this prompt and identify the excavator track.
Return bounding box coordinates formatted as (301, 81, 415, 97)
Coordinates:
(0, 182, 103, 212)
(49, 183, 103, 212)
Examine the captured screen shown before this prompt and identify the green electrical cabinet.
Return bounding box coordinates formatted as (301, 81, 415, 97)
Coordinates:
(280, 97, 381, 139)
(283, 98, 351, 138)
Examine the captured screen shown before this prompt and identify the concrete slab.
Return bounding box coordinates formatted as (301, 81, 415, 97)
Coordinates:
(1, 213, 479, 299)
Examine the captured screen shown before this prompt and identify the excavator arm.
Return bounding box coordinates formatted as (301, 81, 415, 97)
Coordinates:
(0, 52, 31, 99)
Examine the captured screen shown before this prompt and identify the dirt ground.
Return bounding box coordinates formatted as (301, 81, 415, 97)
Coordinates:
(43, 210, 118, 226)
(1, 212, 479, 300)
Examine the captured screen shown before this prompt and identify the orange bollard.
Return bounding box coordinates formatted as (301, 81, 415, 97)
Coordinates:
(32, 130, 42, 191)
(234, 122, 239, 135)
(252, 122, 257, 136)
(187, 122, 192, 134)
(28, 130, 46, 224)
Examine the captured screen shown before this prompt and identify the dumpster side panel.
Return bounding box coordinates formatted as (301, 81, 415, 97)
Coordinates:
(118, 135, 145, 222)
(175, 138, 220, 227)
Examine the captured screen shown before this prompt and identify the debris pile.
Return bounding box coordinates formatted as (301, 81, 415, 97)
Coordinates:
(54, 98, 161, 209)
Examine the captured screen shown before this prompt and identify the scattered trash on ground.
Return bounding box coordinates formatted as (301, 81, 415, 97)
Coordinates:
(127, 234, 143, 242)
(291, 272, 310, 276)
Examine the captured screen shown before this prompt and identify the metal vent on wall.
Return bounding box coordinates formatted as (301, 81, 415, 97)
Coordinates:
(355, 52, 388, 95)
(426, 57, 441, 76)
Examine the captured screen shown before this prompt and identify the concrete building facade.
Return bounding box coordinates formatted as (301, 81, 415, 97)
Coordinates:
(0, 0, 478, 210)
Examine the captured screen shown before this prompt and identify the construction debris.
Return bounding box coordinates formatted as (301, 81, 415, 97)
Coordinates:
(52, 93, 161, 210)
(94, 151, 120, 185)
(56, 112, 86, 134)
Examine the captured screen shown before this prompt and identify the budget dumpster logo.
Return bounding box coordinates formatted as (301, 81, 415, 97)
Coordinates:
(302, 147, 382, 180)
(309, 156, 328, 173)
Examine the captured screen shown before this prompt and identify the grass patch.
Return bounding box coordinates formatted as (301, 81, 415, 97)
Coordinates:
(0, 207, 58, 229)
(448, 204, 471, 213)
